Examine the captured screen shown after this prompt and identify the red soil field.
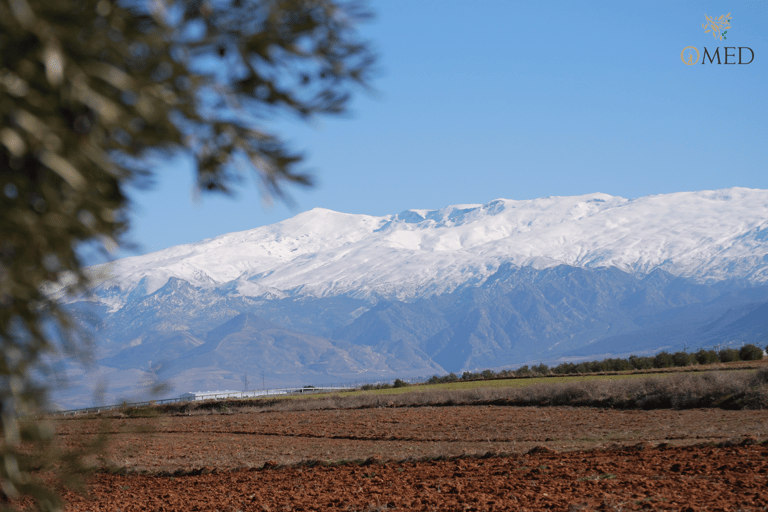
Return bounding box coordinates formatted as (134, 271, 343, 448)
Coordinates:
(65, 443, 767, 511)
(55, 405, 768, 511)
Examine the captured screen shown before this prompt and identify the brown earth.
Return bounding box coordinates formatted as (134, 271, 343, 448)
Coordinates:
(65, 443, 768, 511)
(54, 405, 768, 510)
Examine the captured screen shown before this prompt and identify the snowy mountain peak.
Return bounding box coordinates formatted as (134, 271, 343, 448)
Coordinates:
(86, 187, 768, 308)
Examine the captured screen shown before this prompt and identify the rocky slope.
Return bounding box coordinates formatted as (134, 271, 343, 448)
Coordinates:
(55, 188, 768, 407)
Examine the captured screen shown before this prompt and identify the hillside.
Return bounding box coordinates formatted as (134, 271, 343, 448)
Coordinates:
(56, 188, 768, 407)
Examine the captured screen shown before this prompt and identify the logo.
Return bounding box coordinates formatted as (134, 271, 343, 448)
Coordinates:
(703, 13, 731, 40)
(681, 46, 699, 65)
(681, 13, 754, 65)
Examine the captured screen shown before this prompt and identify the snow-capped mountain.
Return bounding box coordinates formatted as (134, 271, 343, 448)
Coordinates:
(88, 187, 768, 309)
(57, 188, 768, 408)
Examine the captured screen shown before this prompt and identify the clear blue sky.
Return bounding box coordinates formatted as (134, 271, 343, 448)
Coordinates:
(119, 0, 767, 259)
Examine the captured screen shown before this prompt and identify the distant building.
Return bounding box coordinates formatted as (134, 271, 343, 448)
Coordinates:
(179, 390, 274, 401)
(179, 386, 348, 401)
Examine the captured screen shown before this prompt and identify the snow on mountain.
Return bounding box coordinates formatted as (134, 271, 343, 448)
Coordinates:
(87, 188, 768, 308)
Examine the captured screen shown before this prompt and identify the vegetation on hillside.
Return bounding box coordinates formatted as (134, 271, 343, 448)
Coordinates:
(426, 344, 766, 385)
(143, 367, 768, 416)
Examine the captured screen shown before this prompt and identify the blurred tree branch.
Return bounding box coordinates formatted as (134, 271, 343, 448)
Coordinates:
(0, 0, 375, 508)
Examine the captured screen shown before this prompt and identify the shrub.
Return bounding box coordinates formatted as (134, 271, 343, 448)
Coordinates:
(583, 361, 603, 373)
(361, 382, 392, 391)
(255, 368, 768, 413)
(739, 344, 764, 361)
(629, 355, 653, 370)
(574, 363, 591, 374)
(718, 348, 740, 363)
(552, 362, 576, 374)
(481, 369, 497, 379)
(672, 351, 694, 367)
(516, 365, 532, 376)
(653, 351, 674, 368)
(695, 349, 719, 365)
(392, 379, 409, 388)
(427, 373, 460, 385)
(604, 358, 632, 372)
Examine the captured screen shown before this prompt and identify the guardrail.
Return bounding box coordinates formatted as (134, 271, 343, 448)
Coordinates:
(52, 383, 383, 416)
(55, 395, 190, 416)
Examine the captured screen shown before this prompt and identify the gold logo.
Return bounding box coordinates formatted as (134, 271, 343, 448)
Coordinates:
(703, 13, 731, 40)
(681, 46, 699, 65)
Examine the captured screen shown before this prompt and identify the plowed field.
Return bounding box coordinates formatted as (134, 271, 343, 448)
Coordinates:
(57, 405, 768, 511)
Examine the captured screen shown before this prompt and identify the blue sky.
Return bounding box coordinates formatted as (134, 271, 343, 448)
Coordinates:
(120, 0, 767, 258)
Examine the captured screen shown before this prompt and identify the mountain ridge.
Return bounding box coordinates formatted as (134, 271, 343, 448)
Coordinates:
(53, 188, 768, 407)
(81, 187, 768, 310)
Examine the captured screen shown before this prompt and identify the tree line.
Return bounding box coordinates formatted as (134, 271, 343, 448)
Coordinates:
(426, 343, 767, 384)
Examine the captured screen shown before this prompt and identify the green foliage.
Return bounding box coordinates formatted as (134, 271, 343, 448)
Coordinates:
(427, 345, 763, 391)
(361, 382, 391, 391)
(628, 355, 653, 370)
(695, 349, 719, 365)
(364, 378, 413, 390)
(718, 348, 740, 363)
(361, 379, 410, 391)
(738, 344, 764, 361)
(421, 344, 765, 394)
(552, 362, 576, 374)
(427, 372, 459, 384)
(653, 351, 674, 368)
(604, 358, 632, 372)
(0, 0, 374, 508)
(672, 351, 694, 367)
(516, 365, 531, 376)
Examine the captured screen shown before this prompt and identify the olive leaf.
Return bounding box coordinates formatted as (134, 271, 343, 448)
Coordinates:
(0, 0, 376, 509)
(702, 14, 732, 41)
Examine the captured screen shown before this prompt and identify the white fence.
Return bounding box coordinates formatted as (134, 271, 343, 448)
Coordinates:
(53, 380, 424, 415)
(179, 386, 354, 401)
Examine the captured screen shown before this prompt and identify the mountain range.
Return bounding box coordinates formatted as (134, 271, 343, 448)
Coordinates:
(56, 188, 768, 408)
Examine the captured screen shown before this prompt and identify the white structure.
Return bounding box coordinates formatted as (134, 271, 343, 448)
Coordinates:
(179, 386, 352, 401)
(180, 390, 270, 401)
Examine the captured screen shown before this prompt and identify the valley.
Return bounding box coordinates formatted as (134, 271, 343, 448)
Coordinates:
(53, 369, 768, 511)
